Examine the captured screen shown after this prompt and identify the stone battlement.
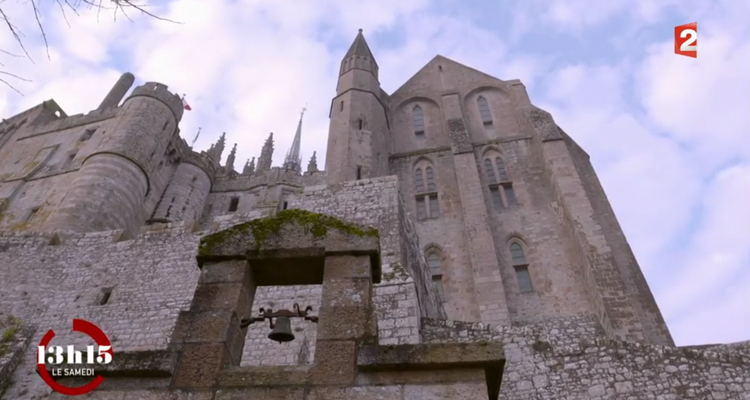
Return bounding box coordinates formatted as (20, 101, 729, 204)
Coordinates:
(127, 82, 185, 122)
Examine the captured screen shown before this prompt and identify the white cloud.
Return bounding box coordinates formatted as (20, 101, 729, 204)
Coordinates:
(637, 30, 750, 167)
(664, 164, 750, 345)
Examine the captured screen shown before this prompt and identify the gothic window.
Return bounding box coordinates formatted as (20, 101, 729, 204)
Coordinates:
(510, 243, 533, 293)
(413, 105, 425, 138)
(414, 164, 440, 220)
(484, 155, 518, 210)
(477, 96, 495, 133)
(426, 250, 445, 303)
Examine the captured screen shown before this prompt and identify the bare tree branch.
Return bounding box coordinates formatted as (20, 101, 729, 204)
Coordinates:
(0, 0, 181, 95)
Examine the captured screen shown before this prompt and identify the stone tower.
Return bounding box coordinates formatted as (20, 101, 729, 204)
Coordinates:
(41, 81, 184, 237)
(325, 29, 391, 183)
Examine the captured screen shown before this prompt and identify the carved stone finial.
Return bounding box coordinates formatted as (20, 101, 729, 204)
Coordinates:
(226, 143, 237, 171)
(243, 157, 256, 175)
(307, 151, 318, 173)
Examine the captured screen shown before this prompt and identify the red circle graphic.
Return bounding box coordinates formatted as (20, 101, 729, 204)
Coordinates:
(37, 319, 113, 396)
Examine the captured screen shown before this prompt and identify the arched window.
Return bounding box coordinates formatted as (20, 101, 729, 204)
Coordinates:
(510, 243, 533, 293)
(413, 105, 425, 138)
(426, 250, 445, 303)
(414, 163, 440, 220)
(477, 96, 494, 131)
(484, 154, 518, 210)
(414, 168, 424, 192)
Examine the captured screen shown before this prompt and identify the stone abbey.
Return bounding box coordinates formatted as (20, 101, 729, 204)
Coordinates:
(0, 30, 747, 399)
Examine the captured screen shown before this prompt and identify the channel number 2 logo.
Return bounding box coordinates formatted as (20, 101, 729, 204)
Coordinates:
(675, 22, 697, 58)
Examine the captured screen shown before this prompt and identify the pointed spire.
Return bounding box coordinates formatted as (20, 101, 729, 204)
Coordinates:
(210, 132, 227, 165)
(284, 107, 305, 171)
(344, 29, 377, 64)
(226, 143, 237, 171)
(257, 132, 274, 172)
(307, 151, 318, 173)
(243, 157, 255, 175)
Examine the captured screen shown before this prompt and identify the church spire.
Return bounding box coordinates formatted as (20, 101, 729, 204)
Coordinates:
(339, 28, 379, 83)
(283, 107, 305, 171)
(344, 29, 377, 65)
(257, 132, 274, 172)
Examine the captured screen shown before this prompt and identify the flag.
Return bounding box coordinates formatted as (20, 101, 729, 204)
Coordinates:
(181, 94, 192, 111)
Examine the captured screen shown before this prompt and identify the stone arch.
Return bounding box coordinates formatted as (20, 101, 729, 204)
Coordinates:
(463, 85, 511, 104)
(396, 95, 441, 111)
(463, 85, 518, 141)
(504, 233, 527, 247)
(411, 155, 436, 171)
(481, 145, 503, 158)
(423, 242, 444, 253)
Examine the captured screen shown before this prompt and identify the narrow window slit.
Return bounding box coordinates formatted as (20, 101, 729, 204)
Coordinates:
(99, 287, 114, 305)
(229, 197, 239, 212)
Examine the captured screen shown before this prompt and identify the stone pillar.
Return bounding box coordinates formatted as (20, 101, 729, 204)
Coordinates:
(171, 260, 255, 389)
(311, 254, 377, 385)
(442, 92, 511, 326)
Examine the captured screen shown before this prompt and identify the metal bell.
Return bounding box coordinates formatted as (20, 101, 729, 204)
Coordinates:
(268, 316, 295, 343)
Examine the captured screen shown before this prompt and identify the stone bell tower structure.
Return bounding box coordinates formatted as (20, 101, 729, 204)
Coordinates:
(325, 29, 391, 184)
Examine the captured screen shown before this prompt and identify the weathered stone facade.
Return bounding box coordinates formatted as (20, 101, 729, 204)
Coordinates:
(0, 31, 747, 399)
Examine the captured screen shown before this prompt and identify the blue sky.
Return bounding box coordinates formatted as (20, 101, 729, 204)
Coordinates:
(0, 0, 748, 346)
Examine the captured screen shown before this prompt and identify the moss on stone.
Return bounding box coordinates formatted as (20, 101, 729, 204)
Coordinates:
(198, 209, 379, 257)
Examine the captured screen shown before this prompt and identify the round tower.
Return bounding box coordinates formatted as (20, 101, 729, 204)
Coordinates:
(42, 82, 184, 236)
(151, 149, 214, 223)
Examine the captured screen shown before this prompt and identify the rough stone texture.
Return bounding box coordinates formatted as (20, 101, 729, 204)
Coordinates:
(422, 317, 750, 400)
(0, 32, 747, 399)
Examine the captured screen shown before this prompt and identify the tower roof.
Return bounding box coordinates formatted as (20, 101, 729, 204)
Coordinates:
(283, 107, 305, 171)
(344, 29, 377, 66)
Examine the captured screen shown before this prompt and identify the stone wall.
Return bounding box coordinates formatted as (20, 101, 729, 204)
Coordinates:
(0, 224, 202, 399)
(423, 316, 750, 399)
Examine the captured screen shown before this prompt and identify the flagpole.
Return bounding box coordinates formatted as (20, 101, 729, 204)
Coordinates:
(191, 127, 201, 146)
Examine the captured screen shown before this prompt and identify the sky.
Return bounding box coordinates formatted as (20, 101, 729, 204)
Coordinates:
(0, 0, 747, 346)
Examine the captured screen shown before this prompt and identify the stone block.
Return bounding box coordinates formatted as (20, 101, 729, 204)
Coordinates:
(403, 382, 488, 400)
(306, 385, 403, 400)
(214, 387, 306, 400)
(191, 283, 253, 318)
(217, 366, 310, 387)
(172, 310, 237, 344)
(172, 343, 232, 389)
(316, 305, 378, 342)
(320, 278, 372, 309)
(357, 342, 504, 371)
(323, 254, 372, 280)
(199, 260, 251, 285)
(309, 340, 358, 385)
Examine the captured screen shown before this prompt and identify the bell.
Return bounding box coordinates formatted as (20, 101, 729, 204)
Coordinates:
(268, 317, 295, 343)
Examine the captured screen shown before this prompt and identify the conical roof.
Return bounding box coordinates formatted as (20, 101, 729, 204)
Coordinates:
(344, 29, 377, 66)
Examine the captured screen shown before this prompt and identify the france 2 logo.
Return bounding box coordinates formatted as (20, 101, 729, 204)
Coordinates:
(37, 319, 114, 396)
(675, 22, 697, 58)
